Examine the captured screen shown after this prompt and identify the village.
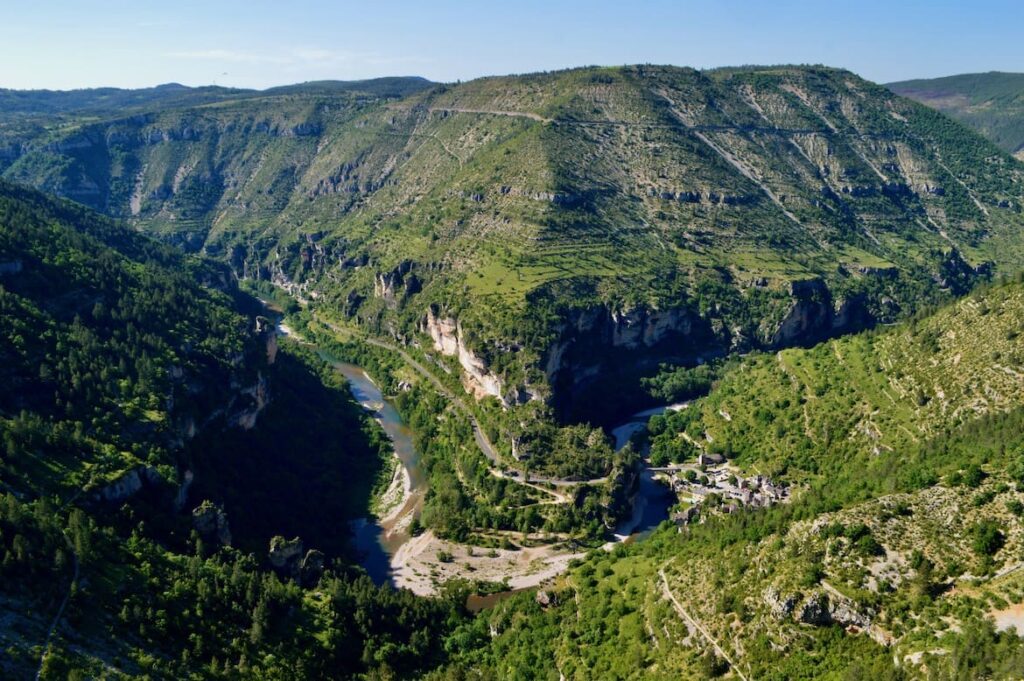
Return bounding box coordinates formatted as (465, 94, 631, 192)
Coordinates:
(654, 452, 791, 527)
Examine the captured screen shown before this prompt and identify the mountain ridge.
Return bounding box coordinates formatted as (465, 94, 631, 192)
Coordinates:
(3, 63, 1024, 458)
(888, 71, 1024, 158)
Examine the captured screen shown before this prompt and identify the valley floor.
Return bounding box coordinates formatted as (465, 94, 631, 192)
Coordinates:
(391, 529, 586, 596)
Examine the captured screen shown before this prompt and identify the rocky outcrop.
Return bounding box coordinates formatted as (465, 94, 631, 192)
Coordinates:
(543, 303, 712, 382)
(828, 595, 872, 630)
(92, 465, 201, 511)
(797, 592, 833, 626)
(269, 536, 305, 579)
(424, 306, 511, 403)
(374, 260, 419, 307)
(92, 465, 165, 503)
(609, 307, 699, 350)
(535, 590, 558, 607)
(300, 549, 325, 587)
(770, 279, 871, 347)
(255, 316, 278, 365)
(541, 302, 719, 406)
(763, 586, 799, 621)
(649, 188, 758, 206)
(935, 249, 992, 295)
(771, 279, 833, 346)
(173, 469, 194, 512)
(796, 590, 872, 629)
(228, 372, 270, 430)
(192, 500, 232, 547)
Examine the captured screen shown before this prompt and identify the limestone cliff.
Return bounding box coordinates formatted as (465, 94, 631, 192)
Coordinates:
(424, 306, 510, 403)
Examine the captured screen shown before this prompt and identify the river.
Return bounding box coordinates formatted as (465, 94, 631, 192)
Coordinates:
(338, 359, 682, 582)
(272, 310, 677, 586)
(339, 361, 681, 583)
(267, 306, 426, 585)
(608, 403, 687, 540)
(334, 362, 427, 585)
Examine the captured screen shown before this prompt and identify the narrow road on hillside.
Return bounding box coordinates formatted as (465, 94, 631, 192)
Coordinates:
(317, 318, 504, 462)
(36, 533, 78, 681)
(426, 106, 553, 123)
(411, 104, 896, 139)
(315, 318, 611, 490)
(659, 565, 748, 681)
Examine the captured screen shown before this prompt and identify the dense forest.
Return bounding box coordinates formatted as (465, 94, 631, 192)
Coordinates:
(0, 181, 474, 678)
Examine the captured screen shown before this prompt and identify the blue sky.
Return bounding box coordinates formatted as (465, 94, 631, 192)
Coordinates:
(1, 0, 1020, 90)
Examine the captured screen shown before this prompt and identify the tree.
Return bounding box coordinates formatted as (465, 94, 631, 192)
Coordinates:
(67, 508, 92, 562)
(971, 520, 1005, 557)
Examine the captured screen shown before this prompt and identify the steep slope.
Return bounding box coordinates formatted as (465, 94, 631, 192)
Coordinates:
(889, 72, 1024, 158)
(0, 78, 434, 220)
(682, 277, 1024, 492)
(0, 181, 467, 679)
(0, 179, 269, 499)
(434, 278, 1024, 680)
(5, 65, 1024, 443)
(335, 64, 1023, 430)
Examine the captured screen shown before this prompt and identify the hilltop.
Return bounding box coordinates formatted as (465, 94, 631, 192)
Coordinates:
(889, 72, 1024, 158)
(0, 76, 433, 118)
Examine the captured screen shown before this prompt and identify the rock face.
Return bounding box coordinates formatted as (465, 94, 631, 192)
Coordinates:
(541, 302, 721, 421)
(229, 372, 270, 430)
(173, 469, 194, 512)
(545, 303, 715, 382)
(608, 306, 700, 350)
(535, 590, 558, 607)
(191, 500, 232, 547)
(300, 549, 326, 587)
(770, 279, 871, 347)
(798, 592, 833, 626)
(795, 590, 872, 629)
(424, 306, 510, 403)
(255, 316, 278, 365)
(375, 261, 420, 307)
(763, 586, 799, 621)
(268, 536, 305, 579)
(93, 465, 164, 503)
(935, 248, 992, 295)
(421, 287, 870, 420)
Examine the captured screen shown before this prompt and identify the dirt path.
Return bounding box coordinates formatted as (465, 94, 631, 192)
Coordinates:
(427, 106, 552, 123)
(36, 533, 78, 681)
(489, 468, 568, 503)
(659, 565, 748, 681)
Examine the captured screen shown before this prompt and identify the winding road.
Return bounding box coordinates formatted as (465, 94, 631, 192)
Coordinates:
(317, 317, 608, 491)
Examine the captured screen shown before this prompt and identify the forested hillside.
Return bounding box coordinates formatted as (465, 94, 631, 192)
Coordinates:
(889, 72, 1024, 158)
(0, 181, 471, 678)
(433, 277, 1024, 679)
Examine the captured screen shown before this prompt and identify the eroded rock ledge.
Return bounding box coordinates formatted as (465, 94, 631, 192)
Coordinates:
(424, 306, 513, 403)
